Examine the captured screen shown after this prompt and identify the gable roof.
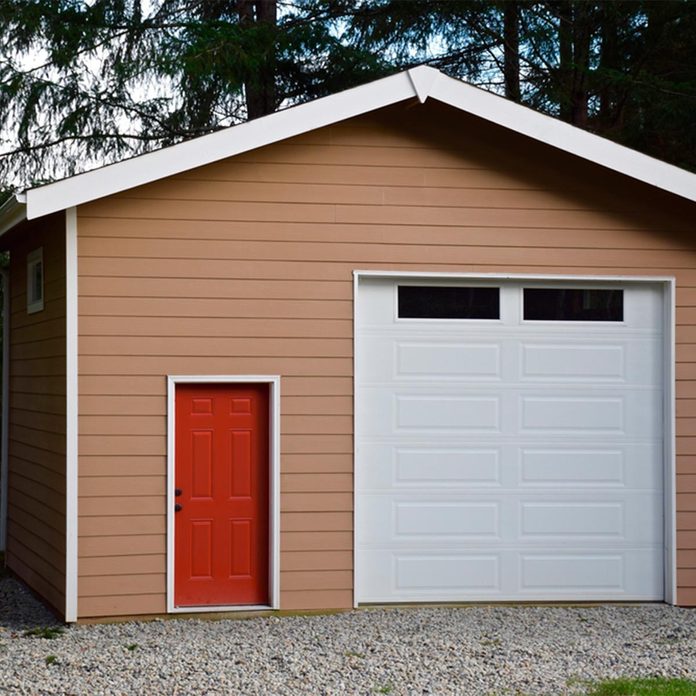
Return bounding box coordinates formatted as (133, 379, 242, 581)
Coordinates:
(2, 65, 696, 232)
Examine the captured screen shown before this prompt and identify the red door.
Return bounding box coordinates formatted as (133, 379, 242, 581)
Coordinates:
(174, 383, 269, 607)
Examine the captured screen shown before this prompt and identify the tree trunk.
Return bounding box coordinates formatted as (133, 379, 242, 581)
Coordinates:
(598, 1, 618, 128)
(555, 0, 592, 126)
(503, 1, 520, 102)
(570, 0, 591, 127)
(238, 0, 277, 120)
(557, 1, 573, 122)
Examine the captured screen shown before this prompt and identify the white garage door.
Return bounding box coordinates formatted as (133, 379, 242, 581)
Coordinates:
(356, 277, 665, 603)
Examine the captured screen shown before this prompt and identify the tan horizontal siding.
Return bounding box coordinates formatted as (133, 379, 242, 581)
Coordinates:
(77, 100, 696, 616)
(280, 590, 353, 611)
(9, 545, 64, 611)
(80, 496, 163, 517)
(80, 515, 165, 537)
(78, 594, 166, 618)
(78, 218, 695, 252)
(80, 554, 164, 577)
(282, 532, 353, 552)
(80, 574, 164, 597)
(78, 256, 696, 282)
(4, 214, 67, 617)
(79, 237, 696, 265)
(282, 551, 352, 571)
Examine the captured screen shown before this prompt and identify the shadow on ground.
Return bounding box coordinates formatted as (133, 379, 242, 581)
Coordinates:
(0, 574, 63, 632)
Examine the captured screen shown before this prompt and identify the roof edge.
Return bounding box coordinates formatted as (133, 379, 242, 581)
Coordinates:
(0, 194, 27, 238)
(26, 69, 422, 220)
(428, 72, 696, 205)
(20, 66, 696, 219)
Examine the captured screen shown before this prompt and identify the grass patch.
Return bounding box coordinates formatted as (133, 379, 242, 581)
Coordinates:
(24, 626, 65, 640)
(126, 643, 138, 651)
(584, 677, 696, 695)
(44, 655, 58, 666)
(344, 650, 365, 659)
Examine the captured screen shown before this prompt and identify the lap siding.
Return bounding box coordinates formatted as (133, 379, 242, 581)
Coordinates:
(75, 101, 696, 617)
(4, 214, 67, 617)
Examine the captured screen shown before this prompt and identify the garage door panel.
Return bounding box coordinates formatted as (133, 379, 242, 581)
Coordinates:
(359, 550, 502, 600)
(359, 547, 662, 602)
(361, 442, 661, 490)
(359, 335, 504, 382)
(361, 335, 661, 386)
(360, 444, 502, 488)
(360, 492, 661, 547)
(360, 496, 500, 542)
(361, 388, 661, 439)
(519, 393, 661, 436)
(398, 342, 501, 378)
(519, 549, 662, 596)
(519, 443, 661, 489)
(398, 395, 501, 431)
(519, 494, 662, 542)
(520, 340, 661, 384)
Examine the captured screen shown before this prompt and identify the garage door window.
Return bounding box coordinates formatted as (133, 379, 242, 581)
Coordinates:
(523, 288, 623, 322)
(398, 286, 499, 319)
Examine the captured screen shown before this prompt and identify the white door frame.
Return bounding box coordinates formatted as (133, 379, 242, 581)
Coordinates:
(166, 375, 281, 613)
(352, 270, 677, 606)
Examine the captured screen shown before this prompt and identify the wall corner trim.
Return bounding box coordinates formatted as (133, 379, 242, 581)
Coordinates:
(0, 269, 9, 551)
(65, 207, 78, 622)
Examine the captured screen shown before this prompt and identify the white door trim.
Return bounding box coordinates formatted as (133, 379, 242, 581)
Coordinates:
(166, 375, 281, 613)
(352, 270, 677, 606)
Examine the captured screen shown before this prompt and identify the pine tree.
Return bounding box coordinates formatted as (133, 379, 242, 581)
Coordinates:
(1, 1, 695, 191)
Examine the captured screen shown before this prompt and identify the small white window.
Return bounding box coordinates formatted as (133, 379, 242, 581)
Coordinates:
(27, 247, 44, 314)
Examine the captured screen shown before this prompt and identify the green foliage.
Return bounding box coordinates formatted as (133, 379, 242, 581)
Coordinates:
(44, 654, 58, 665)
(24, 626, 66, 639)
(584, 677, 696, 695)
(126, 643, 138, 651)
(0, 1, 694, 190)
(0, 0, 389, 188)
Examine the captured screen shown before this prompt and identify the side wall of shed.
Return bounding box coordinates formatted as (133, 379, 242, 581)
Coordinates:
(75, 101, 696, 617)
(4, 214, 66, 615)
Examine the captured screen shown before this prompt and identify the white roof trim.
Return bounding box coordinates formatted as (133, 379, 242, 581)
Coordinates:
(0, 194, 27, 235)
(25, 69, 421, 220)
(8, 65, 696, 225)
(427, 75, 696, 205)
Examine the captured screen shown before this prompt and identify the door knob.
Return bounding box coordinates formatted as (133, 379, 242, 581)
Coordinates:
(175, 488, 182, 497)
(175, 504, 182, 512)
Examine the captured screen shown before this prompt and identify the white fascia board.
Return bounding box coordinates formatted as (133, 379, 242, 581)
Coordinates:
(0, 195, 27, 237)
(25, 70, 420, 220)
(428, 73, 696, 204)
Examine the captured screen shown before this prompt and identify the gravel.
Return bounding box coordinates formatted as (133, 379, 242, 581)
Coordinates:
(1, 576, 696, 695)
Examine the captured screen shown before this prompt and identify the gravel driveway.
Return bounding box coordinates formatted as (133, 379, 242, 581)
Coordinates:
(1, 576, 696, 695)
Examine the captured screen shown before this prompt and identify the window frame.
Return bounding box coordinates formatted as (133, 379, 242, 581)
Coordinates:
(395, 283, 502, 322)
(521, 285, 625, 324)
(26, 247, 44, 314)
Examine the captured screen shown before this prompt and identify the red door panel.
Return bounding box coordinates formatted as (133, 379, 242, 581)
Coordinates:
(175, 383, 269, 607)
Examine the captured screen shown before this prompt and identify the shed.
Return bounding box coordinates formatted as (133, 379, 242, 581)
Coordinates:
(1, 66, 695, 622)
